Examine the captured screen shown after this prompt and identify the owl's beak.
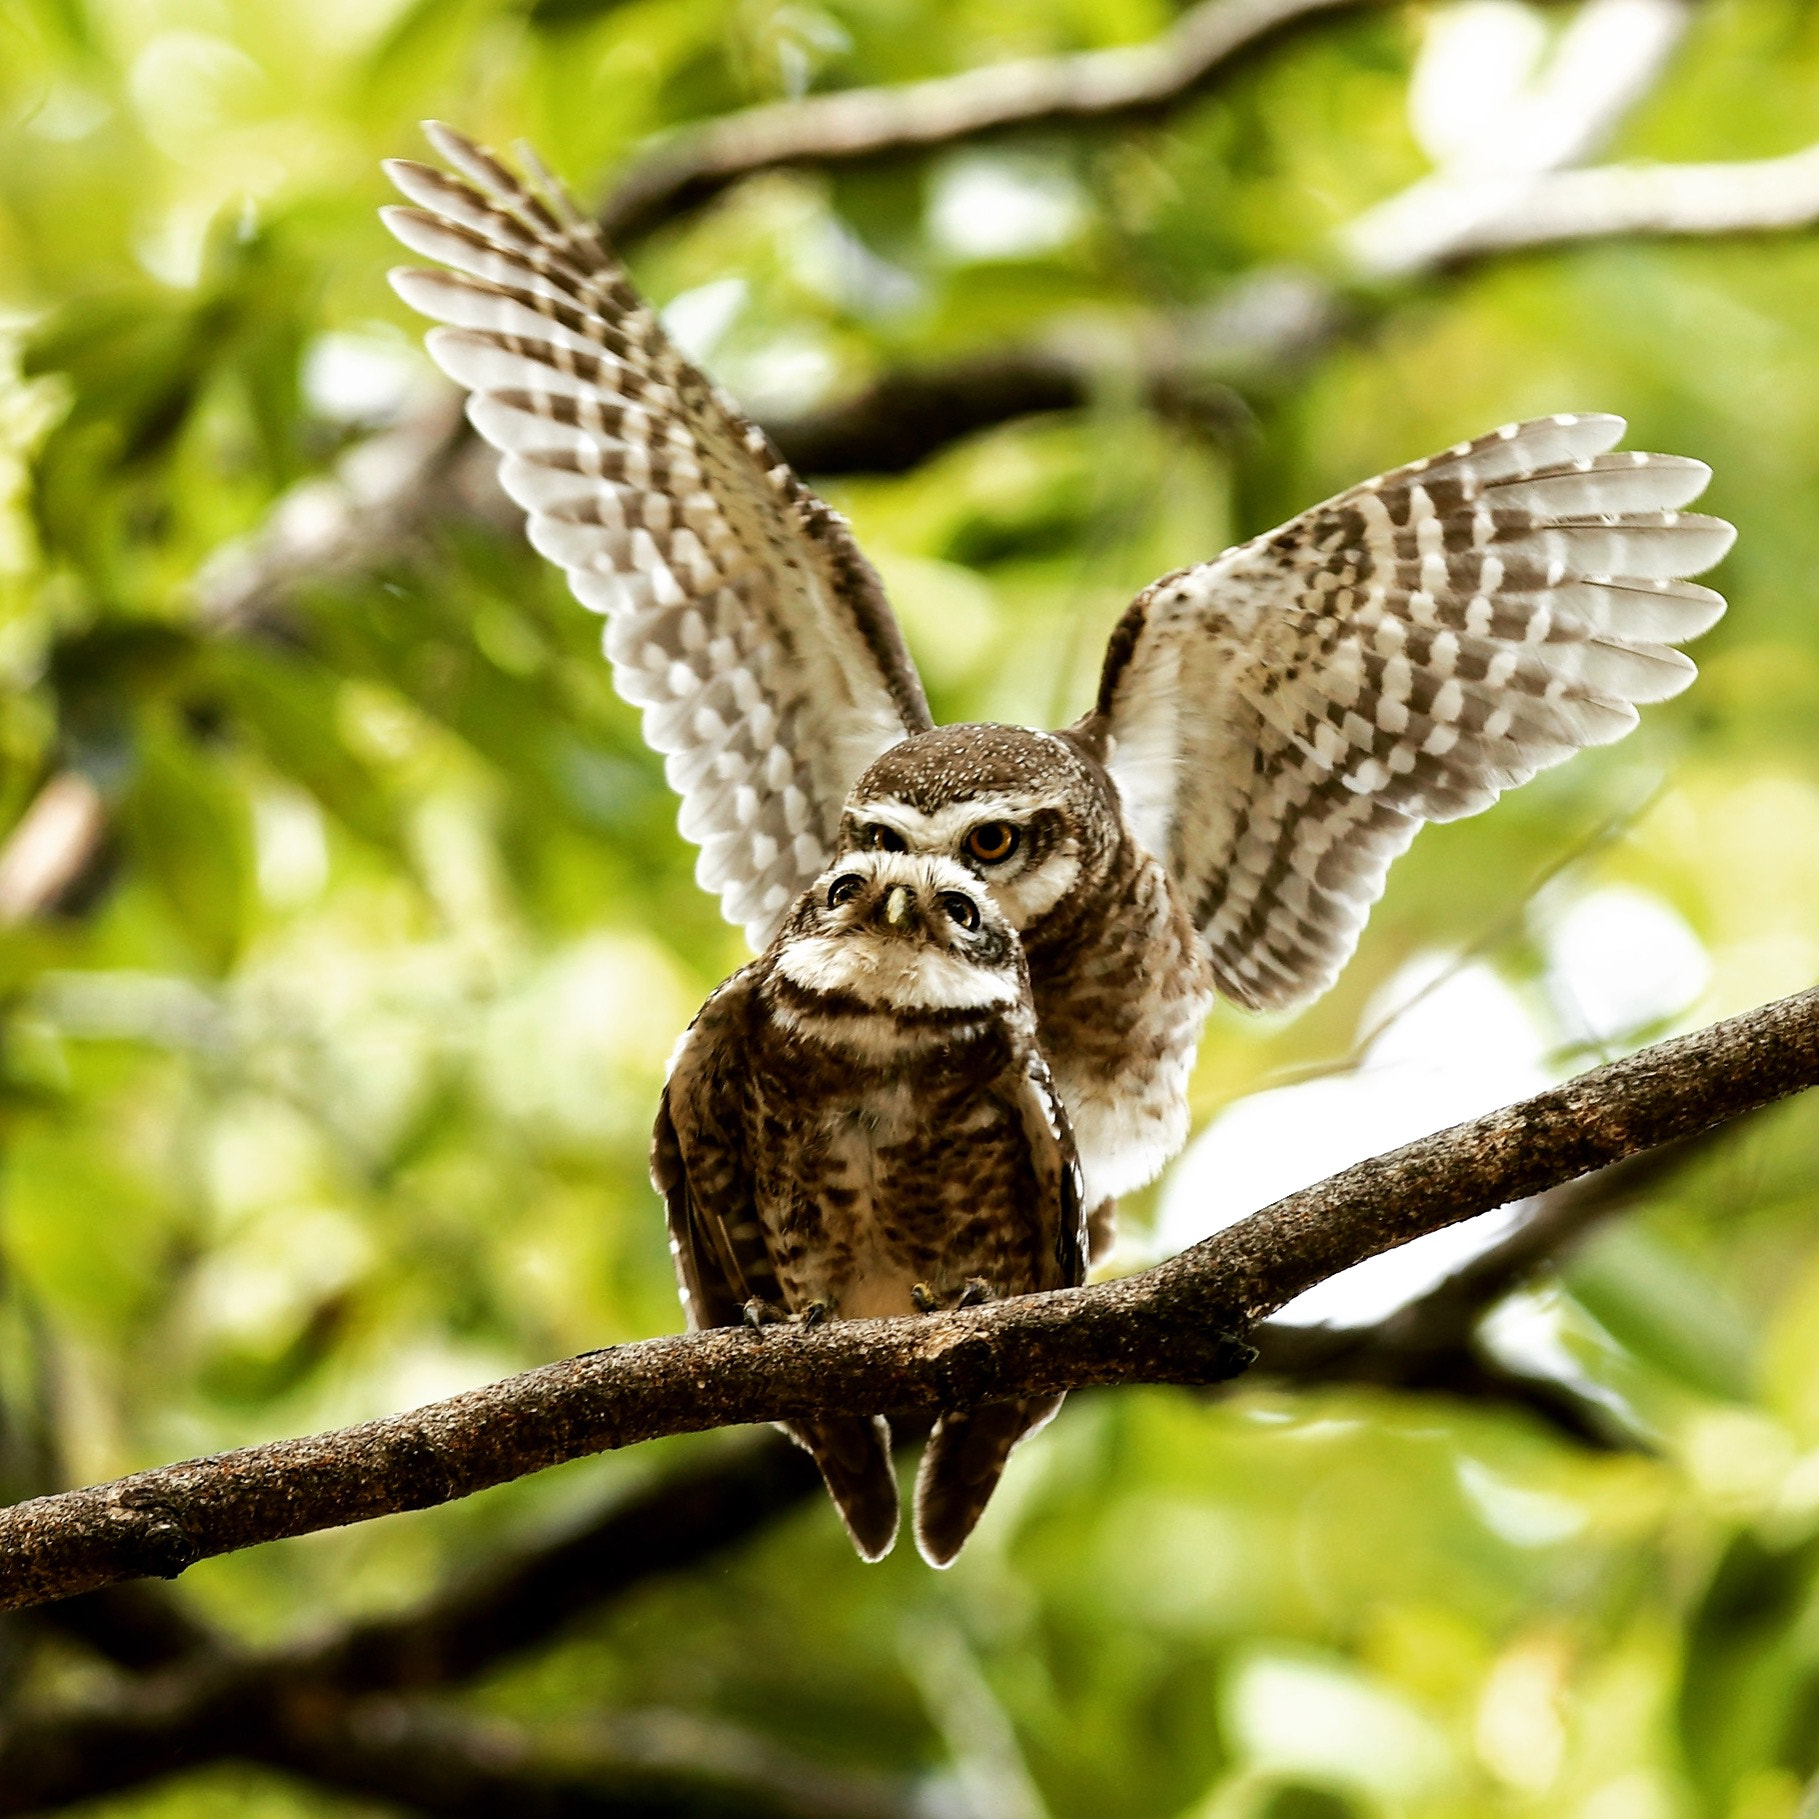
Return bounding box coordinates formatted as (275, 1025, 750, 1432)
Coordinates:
(883, 884, 913, 928)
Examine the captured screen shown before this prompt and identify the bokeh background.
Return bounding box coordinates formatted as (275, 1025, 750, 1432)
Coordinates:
(4, 0, 1819, 1814)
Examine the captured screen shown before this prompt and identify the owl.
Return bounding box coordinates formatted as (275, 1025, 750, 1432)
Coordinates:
(383, 126, 1734, 1256)
(653, 848, 1086, 1564)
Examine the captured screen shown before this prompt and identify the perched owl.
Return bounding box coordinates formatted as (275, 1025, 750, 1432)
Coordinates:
(653, 848, 1086, 1564)
(383, 126, 1733, 1255)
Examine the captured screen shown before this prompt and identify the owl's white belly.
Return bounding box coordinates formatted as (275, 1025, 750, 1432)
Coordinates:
(1031, 846, 1215, 1213)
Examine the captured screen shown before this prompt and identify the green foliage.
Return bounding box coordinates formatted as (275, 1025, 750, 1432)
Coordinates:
(3, 0, 1819, 1814)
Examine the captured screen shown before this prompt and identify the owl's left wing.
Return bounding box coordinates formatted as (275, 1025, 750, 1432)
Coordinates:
(1088, 415, 1733, 1011)
(1012, 1052, 1088, 1290)
(382, 126, 932, 948)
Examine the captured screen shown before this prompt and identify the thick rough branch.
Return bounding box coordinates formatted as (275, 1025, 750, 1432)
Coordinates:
(1, 985, 1814, 1615)
(601, 0, 1383, 242)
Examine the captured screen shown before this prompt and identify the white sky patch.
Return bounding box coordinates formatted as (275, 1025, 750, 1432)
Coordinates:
(1158, 884, 1712, 1328)
(659, 277, 747, 365)
(254, 787, 330, 907)
(1479, 1285, 1583, 1385)
(1456, 1455, 1588, 1546)
(302, 329, 424, 427)
(1541, 882, 1710, 1046)
(791, 214, 922, 318)
(927, 152, 1085, 262)
(1225, 1653, 1454, 1801)
(1409, 1, 1549, 170)
(1159, 956, 1549, 1327)
(725, 331, 840, 416)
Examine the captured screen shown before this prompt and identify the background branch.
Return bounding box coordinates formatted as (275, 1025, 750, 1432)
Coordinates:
(599, 0, 1388, 243)
(1414, 139, 1819, 261)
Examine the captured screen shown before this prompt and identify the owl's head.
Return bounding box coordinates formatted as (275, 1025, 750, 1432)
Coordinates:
(838, 725, 1118, 933)
(771, 849, 1026, 1019)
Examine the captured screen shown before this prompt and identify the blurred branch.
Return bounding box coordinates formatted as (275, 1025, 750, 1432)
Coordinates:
(291, 1434, 821, 1694)
(246, 1702, 919, 1819)
(0, 1682, 913, 1819)
(0, 1440, 859, 1815)
(1341, 0, 1690, 276)
(600, 0, 1390, 243)
(1249, 1129, 1725, 1446)
(1, 983, 1814, 1613)
(30, 1580, 219, 1673)
(1401, 138, 1819, 263)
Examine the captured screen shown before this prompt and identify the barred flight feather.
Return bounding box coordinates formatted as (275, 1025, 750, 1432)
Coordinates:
(1095, 413, 1733, 1010)
(382, 124, 931, 947)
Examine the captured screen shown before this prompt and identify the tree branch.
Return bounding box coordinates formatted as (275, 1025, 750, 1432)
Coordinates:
(1248, 1131, 1721, 1446)
(0, 984, 1812, 1615)
(0, 1676, 914, 1819)
(294, 1434, 822, 1694)
(600, 0, 1387, 243)
(1408, 139, 1819, 262)
(245, 1702, 918, 1819)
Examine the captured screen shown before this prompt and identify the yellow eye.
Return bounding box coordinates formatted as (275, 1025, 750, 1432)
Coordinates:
(966, 821, 1019, 864)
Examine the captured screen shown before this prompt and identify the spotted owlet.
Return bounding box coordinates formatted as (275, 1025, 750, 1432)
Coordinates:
(654, 849, 1085, 1563)
(383, 126, 1733, 1259)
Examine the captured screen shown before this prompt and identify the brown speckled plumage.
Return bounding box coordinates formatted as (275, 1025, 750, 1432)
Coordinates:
(654, 850, 1085, 1563)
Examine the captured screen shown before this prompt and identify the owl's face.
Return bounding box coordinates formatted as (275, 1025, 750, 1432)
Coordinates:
(838, 725, 1117, 933)
(772, 850, 1025, 1021)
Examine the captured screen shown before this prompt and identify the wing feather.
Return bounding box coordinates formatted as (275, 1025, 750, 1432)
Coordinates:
(1012, 1051, 1088, 1290)
(382, 126, 932, 948)
(652, 972, 775, 1330)
(1094, 415, 1733, 1010)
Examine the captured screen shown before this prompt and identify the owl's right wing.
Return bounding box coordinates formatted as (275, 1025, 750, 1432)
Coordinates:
(1090, 414, 1733, 1010)
(1012, 1051, 1088, 1291)
(382, 125, 932, 949)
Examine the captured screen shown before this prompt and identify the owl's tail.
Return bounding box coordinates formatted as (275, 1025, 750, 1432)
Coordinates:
(913, 1393, 1065, 1567)
(785, 1416, 900, 1561)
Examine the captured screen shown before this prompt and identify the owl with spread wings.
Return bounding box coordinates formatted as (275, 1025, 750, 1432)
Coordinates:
(381, 124, 1733, 1262)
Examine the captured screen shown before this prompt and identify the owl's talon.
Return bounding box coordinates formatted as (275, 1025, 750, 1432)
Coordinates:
(911, 1283, 938, 1314)
(743, 1297, 787, 1329)
(955, 1278, 994, 1309)
(794, 1299, 833, 1326)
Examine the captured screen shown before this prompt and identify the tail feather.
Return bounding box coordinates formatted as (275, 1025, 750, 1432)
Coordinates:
(785, 1416, 900, 1562)
(913, 1394, 1065, 1568)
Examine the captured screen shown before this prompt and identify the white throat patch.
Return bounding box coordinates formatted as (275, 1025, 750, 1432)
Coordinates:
(777, 930, 1017, 1014)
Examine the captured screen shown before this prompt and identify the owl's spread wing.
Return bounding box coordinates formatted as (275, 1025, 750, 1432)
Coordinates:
(1091, 414, 1732, 1010)
(1012, 1051, 1088, 1290)
(652, 973, 773, 1331)
(382, 125, 932, 948)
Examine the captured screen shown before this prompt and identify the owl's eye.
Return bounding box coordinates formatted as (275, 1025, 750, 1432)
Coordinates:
(965, 821, 1019, 864)
(865, 824, 906, 853)
(826, 873, 866, 908)
(940, 892, 981, 931)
